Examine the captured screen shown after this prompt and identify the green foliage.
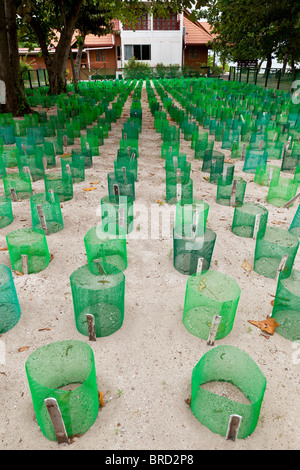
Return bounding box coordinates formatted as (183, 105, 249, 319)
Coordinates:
(19, 55, 37, 79)
(124, 57, 152, 79)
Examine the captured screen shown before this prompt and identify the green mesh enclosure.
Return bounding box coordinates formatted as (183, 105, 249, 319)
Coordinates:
(0, 126, 15, 145)
(175, 199, 209, 238)
(27, 126, 45, 145)
(161, 125, 180, 143)
(117, 147, 138, 160)
(243, 149, 268, 173)
(173, 226, 216, 275)
(107, 171, 135, 202)
(0, 154, 7, 178)
(266, 141, 284, 160)
(182, 121, 198, 141)
(267, 177, 298, 207)
(84, 225, 127, 274)
(114, 157, 138, 182)
(161, 142, 180, 159)
(1, 147, 19, 168)
(191, 345, 266, 439)
(120, 138, 139, 157)
(25, 340, 99, 442)
(271, 269, 300, 341)
(294, 166, 300, 184)
(254, 226, 299, 279)
(3, 172, 32, 201)
(281, 146, 300, 172)
(216, 177, 246, 207)
(80, 135, 98, 157)
(183, 270, 240, 340)
(209, 154, 225, 184)
(0, 264, 21, 333)
(194, 139, 214, 160)
(166, 177, 193, 205)
(165, 152, 186, 170)
(30, 192, 64, 234)
(202, 150, 224, 173)
(101, 195, 134, 234)
(70, 263, 125, 338)
(289, 204, 300, 237)
(16, 152, 45, 183)
(231, 203, 268, 238)
(6, 227, 50, 274)
(166, 162, 191, 185)
(72, 147, 92, 169)
(61, 154, 85, 183)
(44, 171, 73, 202)
(254, 164, 280, 186)
(0, 196, 13, 228)
(42, 142, 57, 167)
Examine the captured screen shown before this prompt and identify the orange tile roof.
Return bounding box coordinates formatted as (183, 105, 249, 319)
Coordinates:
(83, 33, 115, 47)
(183, 14, 213, 45)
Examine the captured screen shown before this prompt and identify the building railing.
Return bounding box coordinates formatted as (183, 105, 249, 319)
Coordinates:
(122, 19, 151, 31)
(229, 66, 300, 92)
(153, 18, 180, 30)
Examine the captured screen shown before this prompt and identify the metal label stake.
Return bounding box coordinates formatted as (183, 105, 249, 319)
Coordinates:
(21, 254, 29, 275)
(191, 209, 199, 241)
(268, 167, 274, 186)
(86, 314, 96, 341)
(207, 315, 221, 346)
(226, 414, 242, 441)
(37, 204, 48, 234)
(63, 135, 68, 150)
(66, 164, 72, 176)
(122, 166, 127, 182)
(9, 188, 17, 202)
(44, 398, 69, 444)
(173, 156, 178, 167)
(230, 180, 237, 207)
(253, 214, 261, 239)
(43, 157, 47, 171)
(196, 257, 204, 273)
(176, 183, 182, 202)
(48, 189, 55, 203)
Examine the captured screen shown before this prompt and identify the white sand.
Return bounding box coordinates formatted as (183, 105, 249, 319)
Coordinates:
(0, 81, 299, 450)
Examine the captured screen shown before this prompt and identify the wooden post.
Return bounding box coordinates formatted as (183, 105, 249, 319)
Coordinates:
(230, 180, 237, 207)
(93, 258, 106, 275)
(226, 414, 242, 441)
(44, 398, 69, 444)
(86, 314, 96, 341)
(21, 254, 29, 275)
(9, 188, 17, 202)
(241, 144, 246, 161)
(176, 183, 182, 202)
(276, 255, 288, 282)
(23, 166, 33, 182)
(36, 204, 48, 234)
(253, 214, 261, 239)
(283, 192, 300, 209)
(207, 315, 221, 346)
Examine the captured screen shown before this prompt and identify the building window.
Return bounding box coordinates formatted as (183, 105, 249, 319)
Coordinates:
(124, 45, 151, 61)
(190, 47, 200, 60)
(95, 50, 105, 62)
(153, 13, 178, 30)
(117, 45, 121, 61)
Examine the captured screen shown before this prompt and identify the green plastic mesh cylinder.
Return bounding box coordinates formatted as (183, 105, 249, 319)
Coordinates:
(194, 140, 213, 160)
(183, 270, 240, 340)
(231, 203, 268, 238)
(175, 199, 209, 238)
(61, 154, 85, 183)
(202, 150, 223, 173)
(166, 177, 193, 205)
(166, 162, 191, 184)
(267, 178, 298, 208)
(107, 172, 135, 202)
(84, 225, 127, 274)
(70, 263, 125, 338)
(0, 196, 13, 228)
(0, 264, 21, 333)
(254, 226, 299, 279)
(254, 164, 280, 186)
(173, 227, 216, 275)
(6, 227, 50, 274)
(114, 157, 138, 182)
(3, 172, 32, 201)
(271, 269, 300, 341)
(209, 155, 225, 184)
(216, 177, 246, 207)
(243, 149, 268, 173)
(289, 204, 300, 237)
(44, 171, 73, 202)
(30, 192, 64, 234)
(25, 340, 99, 442)
(101, 195, 134, 234)
(161, 142, 180, 159)
(191, 345, 266, 439)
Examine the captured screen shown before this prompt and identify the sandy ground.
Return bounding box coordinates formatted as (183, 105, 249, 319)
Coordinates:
(0, 80, 299, 451)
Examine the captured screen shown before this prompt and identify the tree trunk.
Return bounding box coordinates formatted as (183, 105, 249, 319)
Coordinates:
(0, 0, 30, 115)
(282, 53, 288, 73)
(266, 54, 272, 70)
(75, 40, 85, 80)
